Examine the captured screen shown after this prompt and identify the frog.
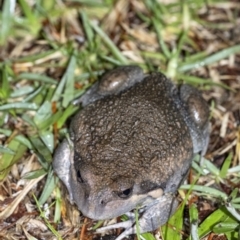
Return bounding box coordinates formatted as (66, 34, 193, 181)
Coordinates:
(53, 66, 209, 240)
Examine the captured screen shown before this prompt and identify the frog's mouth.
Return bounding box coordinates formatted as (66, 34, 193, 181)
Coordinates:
(70, 178, 164, 220)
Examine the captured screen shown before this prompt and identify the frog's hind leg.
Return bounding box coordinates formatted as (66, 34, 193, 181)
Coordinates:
(96, 194, 178, 240)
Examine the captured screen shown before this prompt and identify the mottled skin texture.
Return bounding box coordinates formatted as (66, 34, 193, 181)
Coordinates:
(53, 66, 209, 240)
(71, 73, 193, 213)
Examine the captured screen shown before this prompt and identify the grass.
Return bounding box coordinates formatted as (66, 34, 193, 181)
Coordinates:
(0, 0, 240, 239)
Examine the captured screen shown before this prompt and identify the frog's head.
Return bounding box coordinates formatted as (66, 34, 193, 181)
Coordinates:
(69, 161, 164, 220)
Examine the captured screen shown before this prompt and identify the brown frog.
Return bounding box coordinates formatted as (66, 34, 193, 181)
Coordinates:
(53, 66, 209, 240)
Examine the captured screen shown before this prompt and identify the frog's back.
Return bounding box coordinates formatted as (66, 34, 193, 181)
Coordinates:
(71, 73, 193, 193)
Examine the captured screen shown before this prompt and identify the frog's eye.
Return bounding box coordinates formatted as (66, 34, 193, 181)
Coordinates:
(77, 170, 84, 183)
(117, 187, 133, 199)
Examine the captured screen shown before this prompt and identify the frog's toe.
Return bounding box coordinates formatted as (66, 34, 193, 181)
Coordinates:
(97, 222, 135, 240)
(115, 227, 136, 240)
(96, 216, 136, 240)
(96, 219, 134, 233)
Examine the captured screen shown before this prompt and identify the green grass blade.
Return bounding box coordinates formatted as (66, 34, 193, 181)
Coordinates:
(51, 53, 76, 105)
(62, 54, 76, 108)
(198, 208, 228, 238)
(56, 104, 78, 129)
(29, 136, 52, 164)
(18, 0, 41, 34)
(23, 168, 47, 179)
(0, 102, 38, 111)
(0, 0, 15, 45)
(33, 193, 63, 239)
(10, 86, 34, 98)
(38, 169, 56, 205)
(0, 65, 11, 100)
(81, 11, 95, 50)
(189, 204, 199, 240)
(0, 138, 27, 180)
(90, 21, 128, 64)
(54, 186, 61, 223)
(162, 203, 184, 240)
(180, 185, 227, 199)
(152, 17, 171, 59)
(220, 153, 233, 178)
(17, 73, 57, 84)
(179, 44, 240, 72)
(40, 131, 54, 153)
(0, 146, 15, 155)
